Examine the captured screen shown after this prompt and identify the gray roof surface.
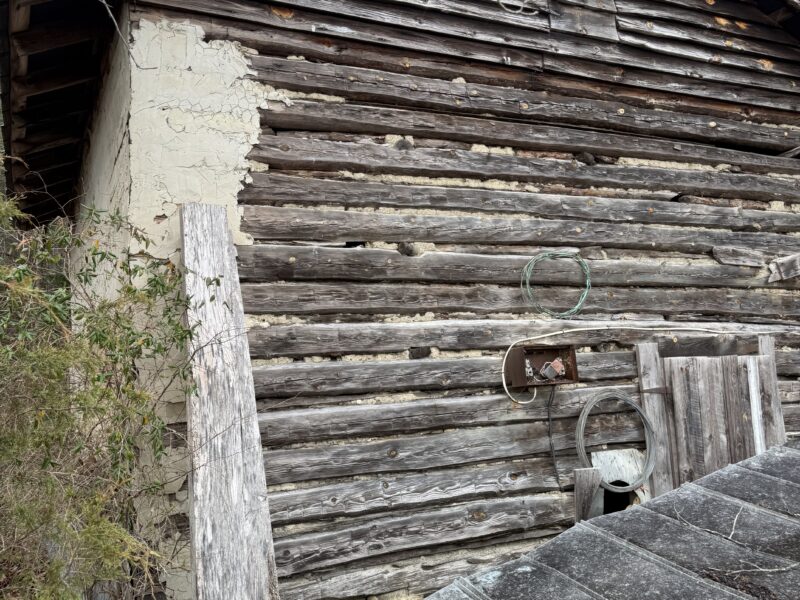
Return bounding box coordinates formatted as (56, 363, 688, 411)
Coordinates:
(428, 444, 800, 600)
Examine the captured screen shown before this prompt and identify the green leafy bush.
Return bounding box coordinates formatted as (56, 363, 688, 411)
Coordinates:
(0, 198, 193, 598)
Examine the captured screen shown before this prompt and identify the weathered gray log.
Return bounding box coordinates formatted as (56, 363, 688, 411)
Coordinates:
(252, 353, 636, 399)
(549, 0, 618, 41)
(253, 0, 800, 99)
(242, 174, 800, 233)
(249, 136, 800, 203)
(722, 354, 756, 463)
(241, 280, 800, 319)
(249, 57, 800, 151)
(618, 30, 800, 78)
(768, 253, 800, 283)
(615, 15, 800, 62)
(246, 318, 800, 359)
(758, 336, 787, 449)
(268, 456, 580, 525)
(635, 343, 676, 497)
(181, 204, 280, 599)
(712, 246, 766, 267)
(272, 492, 572, 576)
(260, 101, 800, 175)
(241, 207, 800, 256)
(573, 468, 603, 522)
(259, 384, 640, 443)
(263, 411, 645, 484)
(237, 245, 798, 290)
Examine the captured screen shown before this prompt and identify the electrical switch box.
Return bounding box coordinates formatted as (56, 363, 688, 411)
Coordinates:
(504, 345, 579, 389)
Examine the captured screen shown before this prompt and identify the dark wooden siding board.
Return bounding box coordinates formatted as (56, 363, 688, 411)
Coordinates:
(250, 57, 800, 151)
(721, 354, 756, 463)
(615, 16, 800, 63)
(138, 0, 545, 70)
(249, 137, 800, 203)
(694, 464, 800, 519)
(614, 0, 797, 45)
(259, 101, 800, 175)
(757, 336, 788, 448)
(737, 445, 800, 485)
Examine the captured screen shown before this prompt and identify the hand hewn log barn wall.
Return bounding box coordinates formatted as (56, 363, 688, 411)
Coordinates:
(131, 0, 800, 597)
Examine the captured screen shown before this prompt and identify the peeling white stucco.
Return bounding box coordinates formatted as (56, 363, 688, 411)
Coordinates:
(128, 19, 272, 257)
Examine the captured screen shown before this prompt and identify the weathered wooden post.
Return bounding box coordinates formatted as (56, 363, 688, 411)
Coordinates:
(182, 203, 280, 599)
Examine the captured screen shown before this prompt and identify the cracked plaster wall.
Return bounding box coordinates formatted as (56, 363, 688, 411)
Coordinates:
(79, 13, 271, 600)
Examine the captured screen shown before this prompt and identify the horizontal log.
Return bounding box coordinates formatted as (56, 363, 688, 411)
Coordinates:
(277, 536, 556, 599)
(249, 136, 800, 203)
(646, 0, 776, 24)
(241, 206, 800, 256)
(252, 351, 800, 400)
(268, 456, 580, 525)
(380, 0, 550, 31)
(246, 318, 800, 358)
(616, 15, 800, 63)
(542, 53, 800, 114)
(139, 0, 544, 70)
(242, 280, 800, 319)
(251, 57, 800, 151)
(237, 245, 797, 290)
(258, 0, 800, 100)
(272, 492, 571, 576)
(614, 0, 797, 45)
(252, 353, 628, 399)
(617, 30, 800, 79)
(260, 101, 800, 175)
(260, 384, 641, 444)
(242, 174, 800, 234)
(263, 411, 645, 484)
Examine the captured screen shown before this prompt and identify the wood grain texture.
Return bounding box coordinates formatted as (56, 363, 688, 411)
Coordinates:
(574, 468, 603, 522)
(242, 174, 800, 233)
(635, 343, 675, 497)
(268, 457, 580, 525)
(758, 336, 787, 449)
(250, 57, 800, 151)
(259, 101, 800, 175)
(246, 318, 800, 359)
(181, 204, 280, 600)
(241, 206, 800, 256)
(250, 137, 800, 203)
(263, 411, 645, 484)
(241, 280, 800, 319)
(272, 492, 572, 576)
(722, 354, 755, 463)
(237, 245, 797, 290)
(769, 253, 800, 283)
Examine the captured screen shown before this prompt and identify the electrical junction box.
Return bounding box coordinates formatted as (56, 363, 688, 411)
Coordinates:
(504, 345, 579, 389)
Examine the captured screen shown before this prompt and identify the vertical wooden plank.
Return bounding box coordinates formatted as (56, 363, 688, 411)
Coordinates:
(741, 355, 767, 455)
(696, 357, 729, 474)
(721, 355, 755, 463)
(574, 467, 603, 522)
(635, 343, 675, 497)
(757, 336, 787, 449)
(664, 357, 700, 484)
(182, 204, 280, 600)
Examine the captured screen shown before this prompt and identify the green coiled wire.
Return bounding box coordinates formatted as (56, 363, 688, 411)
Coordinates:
(520, 251, 591, 318)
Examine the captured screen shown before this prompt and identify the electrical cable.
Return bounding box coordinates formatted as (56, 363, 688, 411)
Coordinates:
(520, 251, 591, 319)
(545, 385, 564, 492)
(575, 390, 657, 493)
